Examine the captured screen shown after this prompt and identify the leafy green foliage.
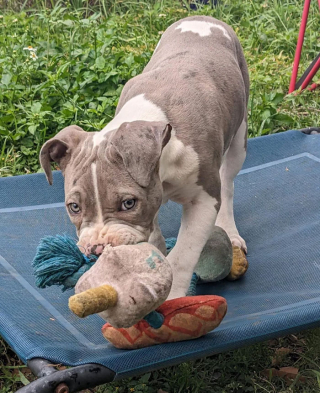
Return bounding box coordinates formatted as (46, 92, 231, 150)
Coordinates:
(0, 4, 165, 174)
(0, 336, 34, 392)
(0, 0, 320, 176)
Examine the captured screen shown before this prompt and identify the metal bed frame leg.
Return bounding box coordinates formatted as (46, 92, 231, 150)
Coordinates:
(299, 127, 320, 134)
(15, 358, 115, 393)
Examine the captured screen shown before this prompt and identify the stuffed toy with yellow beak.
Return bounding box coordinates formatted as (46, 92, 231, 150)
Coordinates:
(33, 226, 233, 349)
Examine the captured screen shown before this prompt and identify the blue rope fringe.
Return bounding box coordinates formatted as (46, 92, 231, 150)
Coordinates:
(32, 234, 97, 291)
(186, 272, 199, 296)
(165, 237, 177, 253)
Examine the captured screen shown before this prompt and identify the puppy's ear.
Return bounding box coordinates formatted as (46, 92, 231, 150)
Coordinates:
(40, 125, 87, 185)
(109, 121, 172, 188)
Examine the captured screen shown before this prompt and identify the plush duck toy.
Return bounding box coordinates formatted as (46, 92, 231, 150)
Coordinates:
(70, 242, 173, 328)
(33, 227, 232, 349)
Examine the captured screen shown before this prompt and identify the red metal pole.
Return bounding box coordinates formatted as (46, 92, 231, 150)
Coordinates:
(308, 82, 319, 91)
(288, 0, 311, 93)
(307, 0, 320, 91)
(300, 56, 320, 90)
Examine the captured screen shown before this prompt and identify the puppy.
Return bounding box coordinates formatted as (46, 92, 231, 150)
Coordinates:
(40, 15, 249, 299)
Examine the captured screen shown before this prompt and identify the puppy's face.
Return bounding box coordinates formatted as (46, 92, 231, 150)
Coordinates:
(40, 121, 171, 255)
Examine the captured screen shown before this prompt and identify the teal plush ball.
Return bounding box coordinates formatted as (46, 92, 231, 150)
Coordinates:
(194, 226, 233, 283)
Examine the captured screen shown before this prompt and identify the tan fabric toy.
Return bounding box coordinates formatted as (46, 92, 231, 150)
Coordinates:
(69, 242, 173, 328)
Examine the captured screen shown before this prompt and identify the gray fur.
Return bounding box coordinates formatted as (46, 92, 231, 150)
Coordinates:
(117, 15, 249, 200)
(40, 15, 249, 272)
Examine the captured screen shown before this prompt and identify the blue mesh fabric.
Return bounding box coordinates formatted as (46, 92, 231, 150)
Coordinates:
(1, 130, 320, 379)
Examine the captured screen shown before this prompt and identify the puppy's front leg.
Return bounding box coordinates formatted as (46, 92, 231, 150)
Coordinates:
(149, 213, 167, 256)
(167, 189, 220, 300)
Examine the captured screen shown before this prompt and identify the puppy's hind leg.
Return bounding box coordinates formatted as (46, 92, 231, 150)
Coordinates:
(215, 117, 248, 280)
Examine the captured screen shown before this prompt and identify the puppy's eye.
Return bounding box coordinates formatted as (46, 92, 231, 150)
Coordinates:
(121, 199, 136, 211)
(68, 203, 81, 214)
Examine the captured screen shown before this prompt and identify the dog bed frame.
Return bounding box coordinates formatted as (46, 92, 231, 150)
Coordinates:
(1, 129, 320, 393)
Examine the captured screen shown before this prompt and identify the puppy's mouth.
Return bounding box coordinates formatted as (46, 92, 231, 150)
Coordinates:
(77, 224, 149, 256)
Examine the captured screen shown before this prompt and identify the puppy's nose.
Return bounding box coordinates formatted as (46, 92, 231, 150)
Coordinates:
(86, 243, 105, 256)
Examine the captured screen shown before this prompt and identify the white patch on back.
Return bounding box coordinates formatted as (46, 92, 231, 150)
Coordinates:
(175, 20, 231, 40)
(91, 162, 103, 224)
(93, 94, 167, 146)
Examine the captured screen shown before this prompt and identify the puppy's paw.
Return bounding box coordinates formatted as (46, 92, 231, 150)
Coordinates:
(227, 246, 248, 281)
(230, 234, 247, 254)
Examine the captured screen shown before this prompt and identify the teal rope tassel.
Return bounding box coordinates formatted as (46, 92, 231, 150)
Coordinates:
(143, 310, 165, 329)
(186, 272, 199, 296)
(32, 234, 97, 291)
(165, 237, 177, 253)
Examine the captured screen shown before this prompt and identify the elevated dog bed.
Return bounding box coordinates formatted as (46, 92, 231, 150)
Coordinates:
(1, 130, 320, 392)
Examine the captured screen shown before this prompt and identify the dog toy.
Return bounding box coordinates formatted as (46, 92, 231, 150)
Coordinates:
(33, 236, 169, 328)
(33, 227, 232, 349)
(71, 242, 173, 328)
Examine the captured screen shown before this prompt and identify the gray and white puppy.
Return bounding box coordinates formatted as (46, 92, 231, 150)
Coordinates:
(40, 16, 249, 300)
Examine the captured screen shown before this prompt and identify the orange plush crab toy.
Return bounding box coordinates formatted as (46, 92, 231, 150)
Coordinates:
(33, 227, 232, 349)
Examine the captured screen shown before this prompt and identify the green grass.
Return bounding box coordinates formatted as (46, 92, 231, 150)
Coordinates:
(0, 0, 320, 176)
(1, 0, 320, 392)
(3, 329, 320, 392)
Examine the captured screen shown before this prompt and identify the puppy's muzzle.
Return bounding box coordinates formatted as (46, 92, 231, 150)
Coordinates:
(78, 224, 148, 256)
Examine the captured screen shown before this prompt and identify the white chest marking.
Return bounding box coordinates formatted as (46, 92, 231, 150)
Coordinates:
(91, 162, 103, 224)
(175, 20, 231, 40)
(160, 131, 199, 185)
(93, 94, 167, 146)
(160, 131, 200, 203)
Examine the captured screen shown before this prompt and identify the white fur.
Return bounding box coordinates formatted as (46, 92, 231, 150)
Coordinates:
(160, 130, 200, 203)
(216, 118, 247, 251)
(91, 162, 104, 224)
(167, 189, 219, 299)
(175, 20, 231, 40)
(93, 94, 167, 146)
